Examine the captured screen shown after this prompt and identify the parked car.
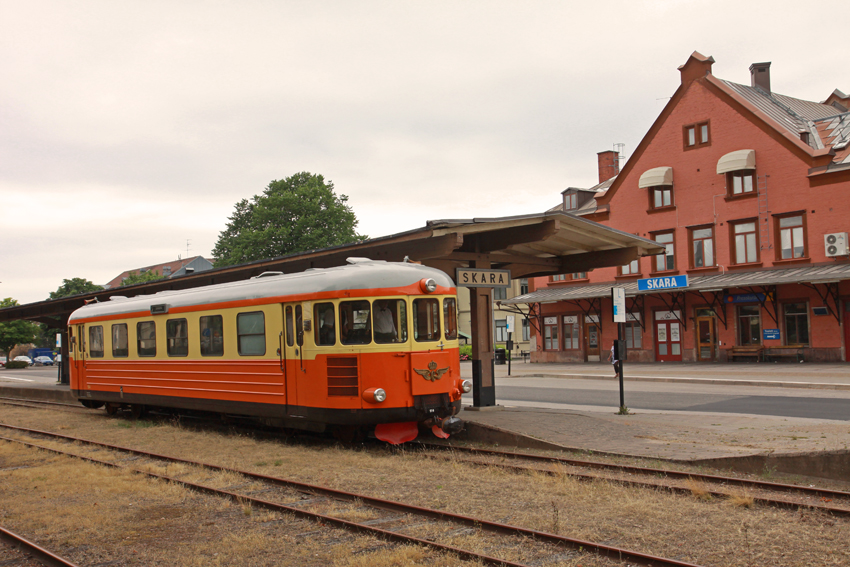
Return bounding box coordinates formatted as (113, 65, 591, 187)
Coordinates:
(33, 356, 54, 366)
(13, 356, 33, 365)
(0, 356, 6, 367)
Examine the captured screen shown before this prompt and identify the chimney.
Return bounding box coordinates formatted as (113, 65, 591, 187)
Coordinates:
(597, 150, 619, 183)
(750, 62, 771, 94)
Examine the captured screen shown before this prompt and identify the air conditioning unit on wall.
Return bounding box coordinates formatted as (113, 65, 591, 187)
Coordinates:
(825, 232, 849, 257)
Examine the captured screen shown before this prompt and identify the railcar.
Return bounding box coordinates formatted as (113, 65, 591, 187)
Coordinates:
(68, 258, 470, 443)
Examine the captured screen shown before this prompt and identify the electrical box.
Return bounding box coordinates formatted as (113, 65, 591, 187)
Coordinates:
(824, 232, 848, 257)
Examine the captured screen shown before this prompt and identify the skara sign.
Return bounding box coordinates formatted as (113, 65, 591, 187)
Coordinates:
(637, 275, 689, 291)
(456, 268, 511, 288)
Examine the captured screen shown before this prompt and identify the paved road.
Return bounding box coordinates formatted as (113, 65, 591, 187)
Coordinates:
(490, 382, 850, 421)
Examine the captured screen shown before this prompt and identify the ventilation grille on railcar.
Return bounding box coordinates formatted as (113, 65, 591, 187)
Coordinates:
(327, 356, 359, 397)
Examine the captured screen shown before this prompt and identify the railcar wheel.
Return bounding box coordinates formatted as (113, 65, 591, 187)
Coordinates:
(104, 403, 119, 416)
(129, 404, 146, 420)
(81, 400, 105, 409)
(331, 425, 364, 443)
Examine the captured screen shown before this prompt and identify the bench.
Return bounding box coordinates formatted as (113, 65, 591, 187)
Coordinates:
(764, 346, 805, 363)
(519, 350, 530, 362)
(728, 346, 764, 362)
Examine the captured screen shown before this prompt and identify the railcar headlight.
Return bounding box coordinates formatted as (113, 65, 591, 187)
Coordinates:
(363, 387, 387, 403)
(419, 278, 437, 293)
(460, 380, 472, 393)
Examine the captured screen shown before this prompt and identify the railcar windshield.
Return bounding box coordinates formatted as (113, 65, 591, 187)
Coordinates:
(413, 298, 440, 341)
(340, 300, 371, 345)
(373, 299, 407, 343)
(444, 298, 458, 340)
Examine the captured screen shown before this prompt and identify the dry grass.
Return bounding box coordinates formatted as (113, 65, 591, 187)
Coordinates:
(2, 405, 850, 566)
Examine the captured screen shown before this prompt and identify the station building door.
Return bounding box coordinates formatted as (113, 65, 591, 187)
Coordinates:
(585, 314, 601, 361)
(655, 310, 682, 362)
(695, 308, 716, 362)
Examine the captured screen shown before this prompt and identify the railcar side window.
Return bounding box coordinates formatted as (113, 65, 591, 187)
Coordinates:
(200, 315, 223, 356)
(340, 300, 371, 345)
(89, 326, 104, 358)
(295, 306, 304, 346)
(285, 306, 294, 347)
(112, 324, 129, 357)
(237, 312, 265, 355)
(137, 321, 157, 357)
(413, 298, 441, 342)
(373, 299, 407, 343)
(443, 298, 458, 340)
(167, 319, 189, 356)
(314, 303, 336, 346)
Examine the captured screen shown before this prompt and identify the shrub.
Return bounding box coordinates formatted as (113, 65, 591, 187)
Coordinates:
(5, 361, 30, 369)
(459, 345, 472, 361)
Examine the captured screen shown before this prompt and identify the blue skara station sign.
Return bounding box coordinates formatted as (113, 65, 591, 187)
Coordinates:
(637, 275, 689, 291)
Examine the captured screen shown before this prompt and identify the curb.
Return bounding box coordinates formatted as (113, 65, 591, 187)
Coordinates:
(512, 373, 850, 391)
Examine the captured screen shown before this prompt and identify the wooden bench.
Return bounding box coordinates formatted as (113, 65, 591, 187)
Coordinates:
(764, 346, 805, 363)
(728, 346, 764, 362)
(519, 350, 530, 362)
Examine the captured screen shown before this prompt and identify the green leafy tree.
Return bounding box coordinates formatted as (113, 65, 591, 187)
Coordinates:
(121, 270, 163, 286)
(212, 172, 367, 267)
(0, 298, 41, 358)
(49, 277, 103, 299)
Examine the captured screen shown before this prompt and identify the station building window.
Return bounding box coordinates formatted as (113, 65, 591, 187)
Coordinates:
(89, 326, 104, 358)
(684, 121, 710, 149)
(522, 318, 530, 341)
(200, 315, 224, 356)
(112, 324, 128, 357)
(237, 312, 265, 355)
(775, 213, 806, 260)
(167, 318, 189, 356)
(495, 319, 508, 342)
(783, 303, 809, 346)
(737, 306, 760, 346)
(652, 231, 676, 272)
(731, 220, 759, 264)
(624, 318, 642, 349)
(137, 321, 156, 357)
(620, 259, 640, 276)
(562, 316, 580, 349)
(689, 226, 715, 268)
(543, 317, 558, 350)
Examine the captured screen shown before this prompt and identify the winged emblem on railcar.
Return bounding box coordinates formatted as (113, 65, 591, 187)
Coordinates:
(414, 361, 450, 382)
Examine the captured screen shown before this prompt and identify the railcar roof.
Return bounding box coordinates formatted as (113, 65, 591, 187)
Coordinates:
(69, 260, 453, 321)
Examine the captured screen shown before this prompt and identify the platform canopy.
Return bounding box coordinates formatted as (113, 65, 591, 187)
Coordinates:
(0, 211, 663, 326)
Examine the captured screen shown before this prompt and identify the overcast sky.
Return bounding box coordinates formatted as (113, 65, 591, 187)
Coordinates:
(1, 0, 846, 305)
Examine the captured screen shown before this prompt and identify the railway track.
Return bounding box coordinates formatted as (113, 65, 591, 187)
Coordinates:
(0, 525, 80, 567)
(0, 397, 92, 413)
(0, 422, 705, 567)
(416, 443, 850, 517)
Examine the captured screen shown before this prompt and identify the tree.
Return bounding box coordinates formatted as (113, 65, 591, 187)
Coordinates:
(0, 298, 41, 358)
(49, 277, 103, 299)
(212, 172, 367, 268)
(121, 270, 163, 286)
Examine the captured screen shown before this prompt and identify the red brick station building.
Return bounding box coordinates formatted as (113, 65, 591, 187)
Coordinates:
(505, 52, 850, 364)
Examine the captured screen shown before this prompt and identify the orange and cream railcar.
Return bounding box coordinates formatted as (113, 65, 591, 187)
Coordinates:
(68, 259, 469, 442)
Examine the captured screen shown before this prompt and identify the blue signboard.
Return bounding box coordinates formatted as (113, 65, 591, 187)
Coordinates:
(763, 329, 780, 341)
(637, 275, 689, 291)
(726, 293, 772, 303)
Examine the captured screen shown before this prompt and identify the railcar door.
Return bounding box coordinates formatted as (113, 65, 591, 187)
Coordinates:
(72, 324, 86, 387)
(281, 304, 303, 409)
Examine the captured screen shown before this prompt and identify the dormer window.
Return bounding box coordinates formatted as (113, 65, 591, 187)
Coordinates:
(565, 191, 577, 210)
